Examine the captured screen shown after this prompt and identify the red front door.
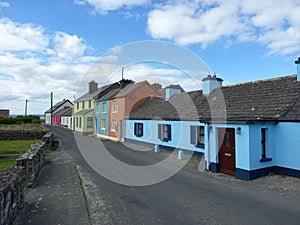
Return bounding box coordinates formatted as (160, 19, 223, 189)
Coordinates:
(218, 128, 236, 176)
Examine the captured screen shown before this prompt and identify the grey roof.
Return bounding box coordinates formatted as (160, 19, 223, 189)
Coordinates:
(129, 75, 300, 123)
(96, 86, 121, 102)
(45, 99, 73, 113)
(128, 90, 201, 121)
(128, 96, 180, 120)
(74, 84, 113, 102)
(196, 75, 300, 122)
(73, 109, 93, 116)
(53, 108, 73, 116)
(115, 81, 147, 98)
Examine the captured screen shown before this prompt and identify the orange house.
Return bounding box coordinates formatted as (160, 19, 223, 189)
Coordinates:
(109, 81, 161, 140)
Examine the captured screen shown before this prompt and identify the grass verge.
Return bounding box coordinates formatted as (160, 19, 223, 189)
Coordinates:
(0, 159, 16, 171)
(0, 139, 41, 154)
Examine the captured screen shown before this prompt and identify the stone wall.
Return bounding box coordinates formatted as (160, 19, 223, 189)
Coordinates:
(0, 132, 53, 225)
(0, 130, 48, 140)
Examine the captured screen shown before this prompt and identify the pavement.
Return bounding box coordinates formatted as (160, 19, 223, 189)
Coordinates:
(13, 141, 90, 225)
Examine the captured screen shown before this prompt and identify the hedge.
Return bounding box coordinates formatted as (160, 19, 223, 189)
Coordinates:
(0, 116, 41, 124)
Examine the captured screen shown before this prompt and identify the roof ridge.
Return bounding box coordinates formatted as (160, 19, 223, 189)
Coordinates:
(221, 74, 296, 89)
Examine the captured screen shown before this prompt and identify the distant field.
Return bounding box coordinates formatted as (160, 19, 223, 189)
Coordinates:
(0, 139, 41, 154)
(0, 124, 44, 131)
(0, 159, 16, 171)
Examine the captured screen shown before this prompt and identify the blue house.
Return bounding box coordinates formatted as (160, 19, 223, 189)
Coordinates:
(125, 69, 300, 180)
(94, 84, 120, 137)
(94, 79, 134, 138)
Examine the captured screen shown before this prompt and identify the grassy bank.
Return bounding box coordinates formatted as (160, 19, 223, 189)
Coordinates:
(0, 139, 41, 154)
(0, 159, 16, 171)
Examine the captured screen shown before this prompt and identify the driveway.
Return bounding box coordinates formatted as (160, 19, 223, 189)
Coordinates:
(50, 126, 300, 225)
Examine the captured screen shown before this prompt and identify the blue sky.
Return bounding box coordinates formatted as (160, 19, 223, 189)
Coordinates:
(0, 0, 300, 115)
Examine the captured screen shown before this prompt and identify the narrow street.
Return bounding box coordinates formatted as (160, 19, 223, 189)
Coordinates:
(20, 126, 300, 225)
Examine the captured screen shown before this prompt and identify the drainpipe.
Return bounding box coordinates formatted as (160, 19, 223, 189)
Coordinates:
(205, 123, 210, 171)
(295, 57, 300, 81)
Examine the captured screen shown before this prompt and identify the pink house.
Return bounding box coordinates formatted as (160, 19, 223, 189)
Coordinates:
(52, 106, 72, 126)
(109, 80, 161, 140)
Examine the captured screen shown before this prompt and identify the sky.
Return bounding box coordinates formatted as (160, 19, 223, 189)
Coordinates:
(0, 0, 300, 115)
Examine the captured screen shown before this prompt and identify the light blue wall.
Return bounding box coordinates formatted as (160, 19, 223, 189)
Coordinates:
(206, 124, 250, 170)
(125, 119, 206, 153)
(275, 122, 300, 170)
(95, 100, 110, 136)
(248, 124, 276, 170)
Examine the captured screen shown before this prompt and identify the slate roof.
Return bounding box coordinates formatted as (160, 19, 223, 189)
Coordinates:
(73, 109, 93, 116)
(128, 96, 180, 120)
(96, 86, 121, 102)
(74, 84, 113, 102)
(129, 75, 300, 123)
(166, 84, 185, 92)
(196, 75, 300, 122)
(45, 99, 73, 113)
(54, 108, 73, 117)
(115, 81, 151, 98)
(128, 90, 202, 121)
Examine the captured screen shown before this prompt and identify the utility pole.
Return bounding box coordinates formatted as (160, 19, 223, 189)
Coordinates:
(25, 99, 29, 116)
(50, 92, 53, 125)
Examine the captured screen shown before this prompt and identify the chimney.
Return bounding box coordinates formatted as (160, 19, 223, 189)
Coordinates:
(152, 83, 162, 91)
(202, 74, 223, 95)
(119, 79, 134, 89)
(295, 57, 300, 82)
(165, 84, 184, 99)
(89, 80, 98, 94)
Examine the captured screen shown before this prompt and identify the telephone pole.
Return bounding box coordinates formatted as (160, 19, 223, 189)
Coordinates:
(25, 99, 29, 116)
(50, 92, 53, 125)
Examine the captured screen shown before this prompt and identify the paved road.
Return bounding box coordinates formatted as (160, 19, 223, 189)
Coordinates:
(51, 126, 300, 224)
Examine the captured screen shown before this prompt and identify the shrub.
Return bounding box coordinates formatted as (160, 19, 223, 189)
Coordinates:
(0, 116, 41, 124)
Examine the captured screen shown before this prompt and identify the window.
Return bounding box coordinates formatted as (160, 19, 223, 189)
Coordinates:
(102, 102, 106, 113)
(96, 103, 99, 114)
(87, 117, 93, 128)
(111, 120, 117, 131)
(112, 100, 118, 112)
(82, 101, 85, 109)
(88, 100, 92, 108)
(76, 117, 78, 127)
(79, 117, 82, 128)
(158, 124, 171, 142)
(134, 123, 143, 137)
(101, 119, 106, 130)
(190, 126, 205, 147)
(260, 128, 272, 162)
(77, 102, 79, 110)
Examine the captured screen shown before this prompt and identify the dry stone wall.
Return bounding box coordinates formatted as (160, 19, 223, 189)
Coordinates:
(0, 130, 48, 140)
(0, 132, 53, 225)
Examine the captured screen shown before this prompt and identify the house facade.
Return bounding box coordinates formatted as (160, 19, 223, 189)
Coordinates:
(125, 74, 300, 180)
(109, 80, 161, 141)
(73, 81, 116, 135)
(44, 99, 73, 125)
(94, 82, 124, 138)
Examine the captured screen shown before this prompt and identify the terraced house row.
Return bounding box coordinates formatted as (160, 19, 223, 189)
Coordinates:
(45, 58, 300, 180)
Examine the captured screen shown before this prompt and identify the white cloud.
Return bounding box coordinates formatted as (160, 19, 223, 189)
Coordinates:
(0, 18, 99, 114)
(0, 1, 9, 8)
(52, 32, 87, 62)
(147, 0, 300, 56)
(74, 0, 150, 14)
(0, 18, 49, 52)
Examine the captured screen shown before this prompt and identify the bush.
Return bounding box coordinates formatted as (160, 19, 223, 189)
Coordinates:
(0, 116, 41, 124)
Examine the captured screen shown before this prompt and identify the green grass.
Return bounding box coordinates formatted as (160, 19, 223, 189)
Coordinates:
(0, 159, 16, 171)
(0, 139, 41, 154)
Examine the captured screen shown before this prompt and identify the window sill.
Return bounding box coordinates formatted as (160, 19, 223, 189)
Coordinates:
(195, 144, 205, 149)
(259, 157, 272, 162)
(101, 128, 106, 131)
